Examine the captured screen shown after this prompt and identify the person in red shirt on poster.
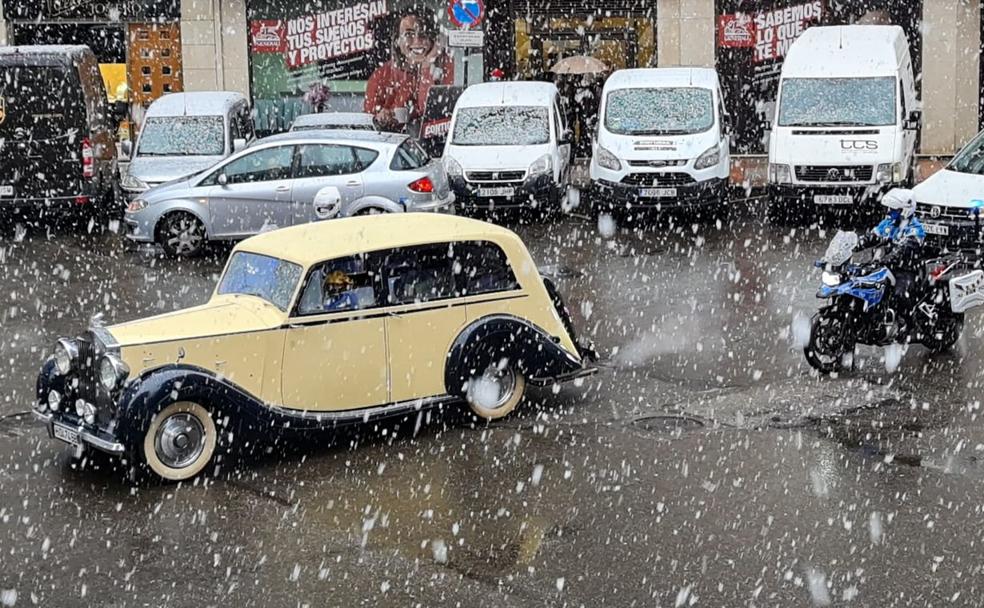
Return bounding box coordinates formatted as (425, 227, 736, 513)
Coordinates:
(364, 8, 454, 132)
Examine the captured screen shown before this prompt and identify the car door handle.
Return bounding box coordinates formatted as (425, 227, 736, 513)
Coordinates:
(346, 181, 361, 187)
(275, 185, 290, 192)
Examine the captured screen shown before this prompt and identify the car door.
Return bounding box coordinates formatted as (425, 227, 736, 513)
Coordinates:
(376, 243, 467, 403)
(290, 144, 370, 224)
(280, 253, 389, 411)
(206, 145, 295, 237)
(553, 98, 571, 184)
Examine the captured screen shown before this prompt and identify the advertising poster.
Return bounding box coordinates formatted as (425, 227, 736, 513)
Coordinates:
(247, 0, 457, 135)
(715, 0, 922, 153)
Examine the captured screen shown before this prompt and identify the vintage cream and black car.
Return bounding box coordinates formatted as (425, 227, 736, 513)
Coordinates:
(35, 215, 595, 481)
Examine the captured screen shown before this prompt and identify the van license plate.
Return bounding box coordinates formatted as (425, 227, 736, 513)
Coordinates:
(640, 187, 677, 198)
(0, 186, 13, 197)
(923, 223, 950, 236)
(478, 187, 515, 198)
(814, 195, 852, 205)
(52, 422, 80, 447)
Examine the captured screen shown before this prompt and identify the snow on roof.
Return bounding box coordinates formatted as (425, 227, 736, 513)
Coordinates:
(604, 68, 720, 91)
(260, 129, 405, 146)
(457, 81, 558, 107)
(782, 25, 909, 78)
(291, 112, 376, 128)
(145, 92, 247, 117)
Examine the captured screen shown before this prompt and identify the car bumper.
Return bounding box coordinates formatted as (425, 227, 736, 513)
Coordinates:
(593, 177, 726, 208)
(918, 217, 984, 249)
(409, 192, 456, 212)
(769, 183, 900, 208)
(34, 410, 125, 455)
(124, 207, 161, 243)
(450, 174, 561, 209)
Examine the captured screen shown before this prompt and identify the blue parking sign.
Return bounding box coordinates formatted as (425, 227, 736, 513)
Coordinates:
(448, 0, 484, 28)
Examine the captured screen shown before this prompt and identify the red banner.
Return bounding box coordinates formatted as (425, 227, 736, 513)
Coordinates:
(250, 20, 286, 53)
(718, 1, 823, 62)
(718, 14, 755, 48)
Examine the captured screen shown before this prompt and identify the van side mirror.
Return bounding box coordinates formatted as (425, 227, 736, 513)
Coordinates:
(120, 140, 132, 159)
(217, 173, 229, 186)
(313, 186, 342, 220)
(759, 119, 772, 132)
(559, 129, 573, 145)
(905, 109, 922, 130)
(233, 138, 247, 152)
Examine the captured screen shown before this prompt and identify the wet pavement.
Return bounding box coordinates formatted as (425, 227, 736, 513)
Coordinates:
(1, 207, 983, 606)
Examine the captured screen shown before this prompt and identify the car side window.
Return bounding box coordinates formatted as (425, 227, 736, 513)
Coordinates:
(390, 139, 430, 170)
(378, 244, 458, 306)
(215, 146, 294, 185)
(296, 254, 380, 316)
(296, 145, 377, 178)
(456, 242, 519, 296)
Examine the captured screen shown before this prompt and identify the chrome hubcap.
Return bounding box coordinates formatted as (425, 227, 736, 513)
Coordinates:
(485, 366, 517, 410)
(166, 216, 203, 254)
(155, 413, 206, 469)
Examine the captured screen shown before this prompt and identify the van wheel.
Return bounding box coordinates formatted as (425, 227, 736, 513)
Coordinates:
(465, 363, 526, 420)
(141, 401, 217, 482)
(158, 211, 206, 257)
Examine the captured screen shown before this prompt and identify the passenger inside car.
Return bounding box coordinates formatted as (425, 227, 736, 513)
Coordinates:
(297, 255, 378, 314)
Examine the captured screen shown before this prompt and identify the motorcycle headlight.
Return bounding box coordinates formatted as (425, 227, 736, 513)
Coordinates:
(444, 156, 463, 177)
(529, 154, 552, 176)
(99, 354, 129, 391)
(876, 162, 904, 184)
(769, 163, 792, 184)
(694, 144, 721, 170)
(126, 198, 149, 214)
(821, 270, 842, 287)
(595, 146, 621, 171)
(121, 172, 149, 192)
(53, 338, 78, 376)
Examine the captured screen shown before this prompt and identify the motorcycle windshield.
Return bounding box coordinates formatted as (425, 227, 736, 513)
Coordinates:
(823, 231, 859, 265)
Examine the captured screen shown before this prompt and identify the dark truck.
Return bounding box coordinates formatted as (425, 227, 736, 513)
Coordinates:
(0, 45, 117, 219)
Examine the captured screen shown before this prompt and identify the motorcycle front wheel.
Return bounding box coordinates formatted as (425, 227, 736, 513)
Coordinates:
(804, 308, 854, 374)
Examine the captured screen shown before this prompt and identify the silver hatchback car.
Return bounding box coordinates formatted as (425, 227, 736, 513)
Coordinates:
(124, 130, 454, 257)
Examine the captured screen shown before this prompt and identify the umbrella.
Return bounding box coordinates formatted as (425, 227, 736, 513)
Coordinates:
(550, 55, 608, 75)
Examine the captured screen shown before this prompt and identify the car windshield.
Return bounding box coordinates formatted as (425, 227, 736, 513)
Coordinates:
(948, 130, 984, 175)
(778, 77, 897, 127)
(452, 106, 550, 146)
(216, 252, 302, 311)
(138, 115, 225, 156)
(605, 87, 714, 135)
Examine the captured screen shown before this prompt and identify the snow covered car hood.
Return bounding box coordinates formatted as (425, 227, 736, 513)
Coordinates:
(913, 168, 984, 209)
(598, 130, 719, 162)
(128, 155, 224, 186)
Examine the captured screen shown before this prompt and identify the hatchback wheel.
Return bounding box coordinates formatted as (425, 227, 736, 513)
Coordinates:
(465, 363, 526, 420)
(142, 401, 217, 482)
(159, 211, 206, 257)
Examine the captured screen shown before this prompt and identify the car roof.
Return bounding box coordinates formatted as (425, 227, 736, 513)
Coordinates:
(237, 214, 520, 267)
(604, 68, 720, 91)
(145, 92, 247, 117)
(456, 81, 558, 107)
(292, 112, 375, 127)
(0, 45, 92, 64)
(782, 25, 908, 78)
(259, 129, 407, 146)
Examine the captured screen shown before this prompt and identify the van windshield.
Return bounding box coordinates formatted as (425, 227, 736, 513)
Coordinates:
(217, 251, 302, 311)
(452, 106, 549, 146)
(778, 77, 897, 127)
(0, 64, 84, 139)
(948, 130, 984, 175)
(138, 115, 225, 156)
(605, 88, 714, 135)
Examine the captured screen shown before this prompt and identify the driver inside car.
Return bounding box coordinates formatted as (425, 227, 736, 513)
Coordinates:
(322, 270, 360, 312)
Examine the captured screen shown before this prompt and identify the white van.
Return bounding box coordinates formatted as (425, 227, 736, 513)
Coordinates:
(122, 91, 254, 200)
(912, 129, 984, 248)
(443, 81, 573, 211)
(767, 25, 919, 218)
(590, 68, 730, 213)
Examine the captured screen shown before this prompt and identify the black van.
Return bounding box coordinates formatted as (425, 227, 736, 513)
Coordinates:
(0, 45, 117, 217)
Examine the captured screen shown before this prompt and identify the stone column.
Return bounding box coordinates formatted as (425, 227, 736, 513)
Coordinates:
(657, 0, 715, 67)
(180, 0, 250, 96)
(921, 0, 980, 156)
(0, 1, 8, 46)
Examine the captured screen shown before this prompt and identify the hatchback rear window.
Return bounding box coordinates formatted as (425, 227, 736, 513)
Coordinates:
(0, 64, 84, 139)
(390, 139, 431, 170)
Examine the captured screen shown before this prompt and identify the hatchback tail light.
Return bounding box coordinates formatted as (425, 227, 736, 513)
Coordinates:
(82, 138, 94, 178)
(408, 177, 434, 193)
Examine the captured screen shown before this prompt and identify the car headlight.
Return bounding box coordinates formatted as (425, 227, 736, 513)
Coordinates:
(99, 354, 129, 391)
(595, 146, 621, 171)
(694, 144, 721, 170)
(47, 389, 61, 412)
(769, 163, 792, 184)
(126, 198, 149, 214)
(53, 338, 78, 376)
(444, 156, 463, 177)
(121, 172, 149, 192)
(75, 399, 96, 425)
(876, 162, 904, 184)
(821, 270, 842, 287)
(529, 154, 553, 176)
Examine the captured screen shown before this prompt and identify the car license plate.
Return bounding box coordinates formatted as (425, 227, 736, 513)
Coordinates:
(923, 222, 950, 236)
(0, 185, 12, 197)
(814, 194, 853, 205)
(52, 422, 80, 447)
(478, 187, 515, 198)
(640, 187, 677, 198)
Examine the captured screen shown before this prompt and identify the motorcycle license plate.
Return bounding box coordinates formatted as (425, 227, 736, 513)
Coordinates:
(923, 223, 950, 236)
(640, 187, 677, 198)
(0, 185, 13, 197)
(814, 194, 852, 205)
(52, 422, 80, 447)
(478, 187, 515, 198)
